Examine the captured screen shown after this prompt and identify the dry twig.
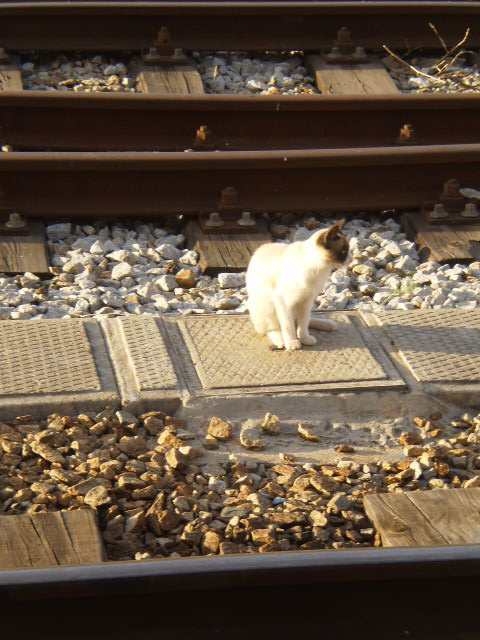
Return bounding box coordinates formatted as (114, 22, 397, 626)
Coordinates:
(432, 27, 470, 73)
(382, 44, 446, 83)
(428, 22, 448, 54)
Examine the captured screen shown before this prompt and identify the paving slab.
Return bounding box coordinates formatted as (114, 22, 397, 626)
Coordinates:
(0, 319, 119, 420)
(362, 309, 480, 407)
(171, 312, 404, 394)
(101, 316, 182, 414)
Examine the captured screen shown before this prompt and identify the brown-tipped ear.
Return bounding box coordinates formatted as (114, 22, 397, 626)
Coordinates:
(317, 221, 344, 248)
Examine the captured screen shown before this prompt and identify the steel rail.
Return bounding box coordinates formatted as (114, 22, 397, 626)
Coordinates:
(1, 545, 480, 638)
(2, 92, 480, 151)
(1, 145, 479, 216)
(0, 2, 479, 51)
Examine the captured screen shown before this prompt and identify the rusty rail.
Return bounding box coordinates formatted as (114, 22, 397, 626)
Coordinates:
(1, 145, 480, 216)
(0, 2, 479, 51)
(1, 546, 480, 639)
(2, 92, 480, 151)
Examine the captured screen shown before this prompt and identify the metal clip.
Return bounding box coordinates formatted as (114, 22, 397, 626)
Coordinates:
(429, 203, 448, 219)
(461, 202, 480, 218)
(5, 212, 26, 229)
(205, 212, 224, 228)
(237, 211, 256, 227)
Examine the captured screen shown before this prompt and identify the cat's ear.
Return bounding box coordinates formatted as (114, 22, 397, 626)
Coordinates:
(317, 220, 345, 247)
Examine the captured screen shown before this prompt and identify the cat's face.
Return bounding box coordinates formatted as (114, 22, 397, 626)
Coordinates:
(316, 220, 349, 267)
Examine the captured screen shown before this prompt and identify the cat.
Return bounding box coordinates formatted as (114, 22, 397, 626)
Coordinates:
(246, 220, 349, 350)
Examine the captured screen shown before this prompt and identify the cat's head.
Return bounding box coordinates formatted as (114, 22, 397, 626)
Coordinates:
(315, 219, 349, 267)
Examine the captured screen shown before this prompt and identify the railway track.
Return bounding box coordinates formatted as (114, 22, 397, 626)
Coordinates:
(1, 545, 480, 639)
(1, 1, 479, 50)
(1, 145, 480, 215)
(2, 92, 480, 151)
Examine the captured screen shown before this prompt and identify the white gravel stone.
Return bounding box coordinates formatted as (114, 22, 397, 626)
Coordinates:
(218, 273, 245, 288)
(47, 223, 71, 241)
(111, 262, 133, 280)
(197, 51, 317, 96)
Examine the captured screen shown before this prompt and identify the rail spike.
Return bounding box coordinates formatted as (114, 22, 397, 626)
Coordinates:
(142, 27, 189, 66)
(324, 27, 367, 64)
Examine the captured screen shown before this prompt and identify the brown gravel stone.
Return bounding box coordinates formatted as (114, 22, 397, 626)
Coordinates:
(251, 528, 276, 546)
(298, 423, 319, 442)
(175, 268, 196, 288)
(264, 511, 307, 526)
(261, 413, 280, 436)
(146, 505, 181, 534)
(143, 416, 164, 435)
(336, 444, 355, 454)
(404, 445, 424, 457)
(240, 431, 264, 450)
(84, 485, 111, 508)
(201, 530, 222, 554)
(125, 509, 146, 533)
(434, 462, 450, 477)
(118, 435, 147, 456)
(309, 510, 328, 527)
(30, 441, 65, 465)
(310, 474, 338, 494)
(399, 432, 423, 446)
(207, 417, 233, 441)
(157, 429, 184, 448)
(165, 447, 188, 470)
(70, 477, 109, 496)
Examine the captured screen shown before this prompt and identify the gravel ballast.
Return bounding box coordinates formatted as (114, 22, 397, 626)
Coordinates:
(1, 408, 480, 561)
(1, 214, 478, 320)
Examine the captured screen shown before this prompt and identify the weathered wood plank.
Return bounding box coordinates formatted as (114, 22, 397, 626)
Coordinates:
(0, 54, 22, 92)
(185, 220, 270, 275)
(306, 54, 399, 95)
(0, 220, 50, 274)
(401, 212, 480, 263)
(0, 510, 106, 569)
(130, 58, 204, 95)
(364, 488, 480, 547)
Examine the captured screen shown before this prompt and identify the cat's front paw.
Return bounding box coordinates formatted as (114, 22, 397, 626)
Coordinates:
(285, 338, 302, 351)
(299, 334, 317, 346)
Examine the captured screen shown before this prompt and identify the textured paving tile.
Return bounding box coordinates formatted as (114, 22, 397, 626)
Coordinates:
(375, 309, 480, 382)
(0, 319, 118, 420)
(102, 316, 181, 413)
(175, 313, 403, 393)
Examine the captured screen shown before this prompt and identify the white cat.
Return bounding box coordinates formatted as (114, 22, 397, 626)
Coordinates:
(246, 221, 349, 350)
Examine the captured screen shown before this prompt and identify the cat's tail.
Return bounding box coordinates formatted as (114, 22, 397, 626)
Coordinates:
(309, 317, 337, 331)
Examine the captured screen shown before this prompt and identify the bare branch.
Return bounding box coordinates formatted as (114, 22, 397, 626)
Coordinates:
(382, 44, 446, 83)
(432, 27, 470, 72)
(429, 22, 448, 54)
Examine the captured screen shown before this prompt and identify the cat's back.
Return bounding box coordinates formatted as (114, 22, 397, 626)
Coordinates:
(249, 241, 289, 267)
(247, 241, 289, 282)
